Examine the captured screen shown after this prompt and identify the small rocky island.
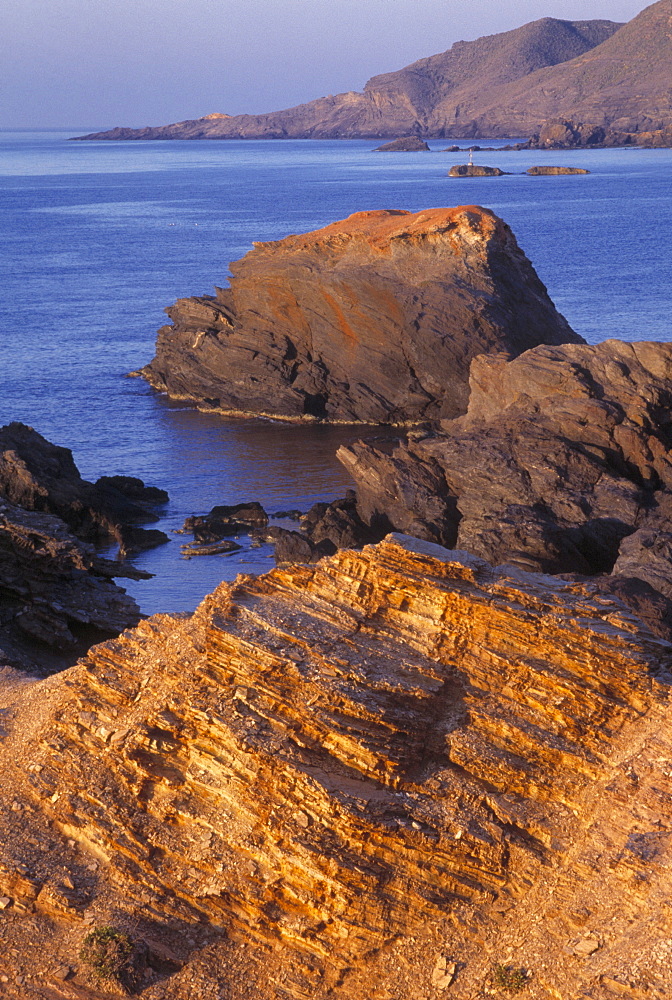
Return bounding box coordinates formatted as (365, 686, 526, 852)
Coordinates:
(373, 136, 430, 151)
(448, 164, 508, 177)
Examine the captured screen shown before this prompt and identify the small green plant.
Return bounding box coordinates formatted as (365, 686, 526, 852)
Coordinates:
(79, 926, 134, 985)
(493, 963, 528, 994)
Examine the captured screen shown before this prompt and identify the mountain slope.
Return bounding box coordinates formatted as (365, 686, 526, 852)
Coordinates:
(74, 3, 672, 140)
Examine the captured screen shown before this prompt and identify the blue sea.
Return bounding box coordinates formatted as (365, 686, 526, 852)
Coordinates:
(2, 129, 672, 613)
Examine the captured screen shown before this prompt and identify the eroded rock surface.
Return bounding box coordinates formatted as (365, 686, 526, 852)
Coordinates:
(141, 207, 581, 423)
(339, 340, 672, 596)
(1, 536, 672, 997)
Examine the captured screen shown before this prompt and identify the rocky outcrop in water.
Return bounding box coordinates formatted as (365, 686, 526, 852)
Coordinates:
(373, 137, 430, 151)
(448, 164, 507, 177)
(510, 117, 672, 150)
(0, 423, 169, 554)
(339, 341, 672, 613)
(140, 207, 581, 424)
(1, 534, 672, 997)
(527, 164, 590, 174)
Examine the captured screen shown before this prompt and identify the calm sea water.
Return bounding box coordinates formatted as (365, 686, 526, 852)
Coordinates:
(2, 129, 672, 612)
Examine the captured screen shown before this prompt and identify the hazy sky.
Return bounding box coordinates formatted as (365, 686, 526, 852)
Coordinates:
(1, 0, 649, 128)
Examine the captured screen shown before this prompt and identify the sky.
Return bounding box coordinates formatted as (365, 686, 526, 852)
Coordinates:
(1, 0, 650, 129)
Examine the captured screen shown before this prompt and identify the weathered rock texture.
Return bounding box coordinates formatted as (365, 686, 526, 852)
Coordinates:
(0, 498, 146, 675)
(74, 4, 672, 142)
(0, 423, 169, 554)
(1, 535, 672, 998)
(339, 341, 672, 604)
(140, 207, 581, 423)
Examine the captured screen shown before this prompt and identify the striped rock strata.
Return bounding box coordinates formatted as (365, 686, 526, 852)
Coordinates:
(140, 206, 580, 423)
(1, 535, 672, 997)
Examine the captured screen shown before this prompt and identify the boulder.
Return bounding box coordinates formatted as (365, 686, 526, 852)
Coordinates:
(182, 501, 268, 542)
(141, 207, 582, 423)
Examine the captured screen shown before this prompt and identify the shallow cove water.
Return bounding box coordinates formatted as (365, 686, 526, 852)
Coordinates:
(2, 130, 672, 613)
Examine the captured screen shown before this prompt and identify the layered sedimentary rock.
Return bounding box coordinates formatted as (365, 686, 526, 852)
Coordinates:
(74, 4, 672, 142)
(0, 423, 168, 554)
(1, 535, 672, 997)
(140, 207, 581, 423)
(339, 341, 672, 605)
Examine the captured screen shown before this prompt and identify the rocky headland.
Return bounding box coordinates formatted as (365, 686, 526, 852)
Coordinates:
(139, 206, 581, 423)
(73, 2, 672, 142)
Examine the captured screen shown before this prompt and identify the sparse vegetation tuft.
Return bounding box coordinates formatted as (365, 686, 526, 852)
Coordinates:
(492, 963, 528, 993)
(79, 926, 134, 986)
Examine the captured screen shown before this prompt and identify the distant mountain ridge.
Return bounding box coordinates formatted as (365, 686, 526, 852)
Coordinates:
(75, 1, 672, 140)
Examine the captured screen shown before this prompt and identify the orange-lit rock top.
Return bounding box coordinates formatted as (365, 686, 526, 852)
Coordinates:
(1, 535, 672, 997)
(142, 206, 581, 423)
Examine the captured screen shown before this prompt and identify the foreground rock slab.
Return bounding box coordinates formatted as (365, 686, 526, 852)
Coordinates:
(140, 206, 581, 423)
(1, 536, 672, 997)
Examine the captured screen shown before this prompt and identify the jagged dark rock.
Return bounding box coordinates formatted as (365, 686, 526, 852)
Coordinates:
(0, 423, 169, 554)
(182, 502, 268, 543)
(0, 498, 146, 675)
(273, 492, 380, 565)
(140, 207, 581, 424)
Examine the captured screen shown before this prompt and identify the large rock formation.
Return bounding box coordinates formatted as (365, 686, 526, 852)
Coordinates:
(73, 4, 672, 142)
(140, 207, 581, 423)
(1, 535, 672, 998)
(339, 340, 672, 602)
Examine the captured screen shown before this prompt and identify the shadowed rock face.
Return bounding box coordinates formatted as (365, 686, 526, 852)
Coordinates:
(141, 207, 581, 424)
(2, 536, 672, 997)
(0, 498, 146, 674)
(0, 423, 169, 554)
(339, 341, 672, 596)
